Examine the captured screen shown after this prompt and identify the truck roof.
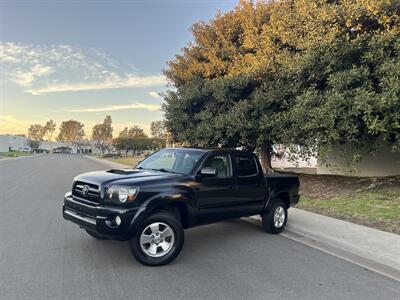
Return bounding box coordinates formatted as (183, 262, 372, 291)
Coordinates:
(165, 147, 254, 155)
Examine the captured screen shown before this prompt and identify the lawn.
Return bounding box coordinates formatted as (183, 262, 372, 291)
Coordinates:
(109, 156, 143, 167)
(108, 156, 174, 169)
(294, 173, 400, 234)
(0, 151, 30, 158)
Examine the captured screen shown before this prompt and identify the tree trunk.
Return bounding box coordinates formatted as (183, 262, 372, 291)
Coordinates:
(260, 141, 273, 172)
(48, 138, 53, 154)
(49, 133, 53, 154)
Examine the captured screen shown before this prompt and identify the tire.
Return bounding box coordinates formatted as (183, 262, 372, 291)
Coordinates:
(85, 229, 108, 240)
(128, 211, 184, 266)
(261, 200, 288, 234)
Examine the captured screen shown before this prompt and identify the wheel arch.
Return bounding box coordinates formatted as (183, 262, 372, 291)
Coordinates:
(151, 201, 190, 229)
(267, 191, 290, 210)
(127, 194, 194, 238)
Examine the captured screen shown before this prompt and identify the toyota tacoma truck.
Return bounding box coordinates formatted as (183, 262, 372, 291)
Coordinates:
(63, 148, 300, 266)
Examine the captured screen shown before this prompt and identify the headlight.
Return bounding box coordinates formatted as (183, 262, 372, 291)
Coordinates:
(106, 185, 139, 203)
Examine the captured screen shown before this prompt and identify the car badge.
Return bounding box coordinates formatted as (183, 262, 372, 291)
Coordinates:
(82, 185, 90, 196)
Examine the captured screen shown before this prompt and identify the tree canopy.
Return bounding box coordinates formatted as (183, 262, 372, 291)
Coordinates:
(163, 0, 400, 169)
(28, 124, 45, 149)
(114, 125, 164, 153)
(28, 120, 57, 150)
(119, 125, 148, 139)
(113, 137, 166, 153)
(150, 120, 167, 139)
(57, 120, 85, 146)
(43, 120, 56, 152)
(92, 116, 113, 154)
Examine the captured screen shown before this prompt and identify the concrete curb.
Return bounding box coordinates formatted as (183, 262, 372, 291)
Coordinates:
(250, 208, 400, 280)
(84, 155, 130, 169)
(0, 153, 43, 162)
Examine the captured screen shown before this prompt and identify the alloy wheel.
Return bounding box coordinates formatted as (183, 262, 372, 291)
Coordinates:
(140, 222, 175, 257)
(273, 206, 286, 228)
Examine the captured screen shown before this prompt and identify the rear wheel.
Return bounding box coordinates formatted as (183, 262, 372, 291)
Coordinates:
(128, 211, 184, 266)
(85, 229, 108, 240)
(261, 200, 288, 234)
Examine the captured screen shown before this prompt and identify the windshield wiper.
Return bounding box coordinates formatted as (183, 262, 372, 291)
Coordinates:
(149, 168, 178, 174)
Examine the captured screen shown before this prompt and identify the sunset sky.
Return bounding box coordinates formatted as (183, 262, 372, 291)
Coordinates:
(0, 1, 235, 136)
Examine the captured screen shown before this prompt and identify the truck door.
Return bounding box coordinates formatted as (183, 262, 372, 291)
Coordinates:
(196, 153, 238, 222)
(232, 153, 265, 215)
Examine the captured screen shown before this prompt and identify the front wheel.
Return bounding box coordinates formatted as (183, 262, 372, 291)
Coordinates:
(261, 201, 288, 234)
(128, 211, 184, 266)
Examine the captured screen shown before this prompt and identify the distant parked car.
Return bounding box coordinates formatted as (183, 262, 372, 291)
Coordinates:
(22, 147, 32, 152)
(54, 146, 72, 154)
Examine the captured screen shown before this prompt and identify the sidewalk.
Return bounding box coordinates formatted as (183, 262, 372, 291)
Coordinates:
(84, 155, 129, 169)
(251, 208, 400, 280)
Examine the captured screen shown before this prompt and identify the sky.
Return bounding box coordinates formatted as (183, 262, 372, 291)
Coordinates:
(0, 0, 236, 137)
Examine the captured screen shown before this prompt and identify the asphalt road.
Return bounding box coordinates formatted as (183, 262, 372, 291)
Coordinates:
(0, 155, 399, 300)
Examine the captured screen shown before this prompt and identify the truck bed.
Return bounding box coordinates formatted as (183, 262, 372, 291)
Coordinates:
(264, 172, 300, 207)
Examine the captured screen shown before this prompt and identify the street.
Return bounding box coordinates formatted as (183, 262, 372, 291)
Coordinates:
(0, 155, 399, 300)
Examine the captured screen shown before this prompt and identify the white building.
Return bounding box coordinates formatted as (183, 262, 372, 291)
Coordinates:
(8, 135, 28, 151)
(38, 140, 105, 155)
(316, 141, 400, 177)
(271, 145, 317, 169)
(0, 135, 9, 152)
(0, 135, 29, 152)
(39, 141, 68, 152)
(272, 141, 400, 177)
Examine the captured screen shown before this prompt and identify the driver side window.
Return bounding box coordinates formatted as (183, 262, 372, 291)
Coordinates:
(203, 154, 232, 178)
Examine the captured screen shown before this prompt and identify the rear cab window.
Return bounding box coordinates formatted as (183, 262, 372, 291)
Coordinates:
(233, 155, 259, 177)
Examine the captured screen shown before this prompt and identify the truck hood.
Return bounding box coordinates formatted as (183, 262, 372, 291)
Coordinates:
(73, 168, 183, 188)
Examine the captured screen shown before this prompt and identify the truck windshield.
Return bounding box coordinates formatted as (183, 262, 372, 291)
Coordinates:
(136, 149, 205, 175)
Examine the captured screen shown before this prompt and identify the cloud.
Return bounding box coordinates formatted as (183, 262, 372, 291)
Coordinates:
(28, 75, 166, 95)
(0, 42, 166, 95)
(14, 64, 54, 87)
(149, 91, 162, 99)
(66, 102, 161, 113)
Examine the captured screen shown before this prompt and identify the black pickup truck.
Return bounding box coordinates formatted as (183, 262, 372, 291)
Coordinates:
(63, 148, 300, 266)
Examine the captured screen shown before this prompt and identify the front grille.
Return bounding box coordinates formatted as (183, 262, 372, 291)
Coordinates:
(72, 181, 100, 204)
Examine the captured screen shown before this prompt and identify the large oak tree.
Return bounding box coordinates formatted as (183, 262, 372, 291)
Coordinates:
(163, 0, 400, 170)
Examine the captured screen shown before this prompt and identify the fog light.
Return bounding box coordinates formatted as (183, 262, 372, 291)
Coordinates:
(106, 215, 122, 228)
(113, 216, 122, 226)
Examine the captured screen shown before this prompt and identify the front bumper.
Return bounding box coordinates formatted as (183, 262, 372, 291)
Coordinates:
(63, 192, 140, 240)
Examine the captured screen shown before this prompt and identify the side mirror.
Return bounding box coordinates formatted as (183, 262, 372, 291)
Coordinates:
(200, 167, 218, 177)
